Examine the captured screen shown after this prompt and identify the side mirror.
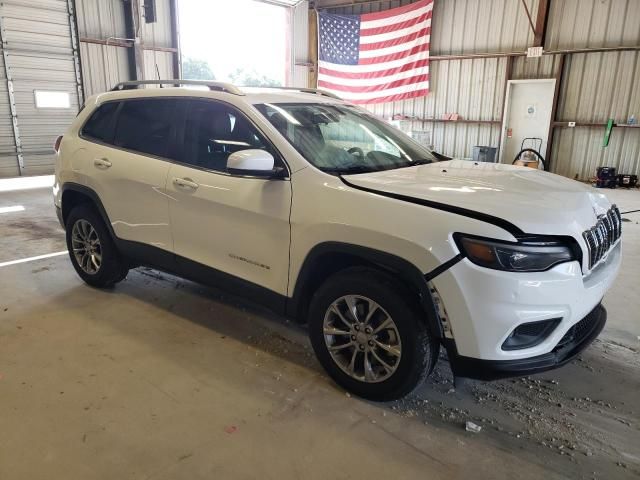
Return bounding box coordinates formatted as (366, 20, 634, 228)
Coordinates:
(227, 149, 284, 178)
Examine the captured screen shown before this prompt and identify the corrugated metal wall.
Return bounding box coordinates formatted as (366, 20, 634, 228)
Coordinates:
(0, 0, 176, 177)
(430, 0, 538, 54)
(141, 0, 175, 82)
(323, 0, 538, 54)
(76, 0, 177, 98)
(322, 0, 539, 159)
(545, 0, 640, 50)
(552, 50, 640, 179)
(316, 0, 640, 179)
(361, 56, 507, 158)
(75, 0, 130, 97)
(0, 0, 82, 177)
(544, 0, 640, 179)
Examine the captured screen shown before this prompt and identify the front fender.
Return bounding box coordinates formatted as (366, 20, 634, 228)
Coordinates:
(287, 240, 445, 339)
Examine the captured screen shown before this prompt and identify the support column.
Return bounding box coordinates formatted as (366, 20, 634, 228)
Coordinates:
(496, 56, 513, 163)
(545, 54, 565, 171)
(124, 0, 145, 80)
(533, 0, 550, 48)
(308, 8, 318, 88)
(169, 0, 181, 79)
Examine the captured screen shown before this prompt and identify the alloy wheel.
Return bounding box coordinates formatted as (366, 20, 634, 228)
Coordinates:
(323, 295, 402, 383)
(71, 219, 102, 275)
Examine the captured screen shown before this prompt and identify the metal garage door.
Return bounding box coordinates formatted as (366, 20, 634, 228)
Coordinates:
(0, 0, 82, 177)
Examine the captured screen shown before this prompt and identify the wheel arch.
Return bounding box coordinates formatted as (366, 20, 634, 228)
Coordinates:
(61, 183, 115, 238)
(287, 242, 444, 339)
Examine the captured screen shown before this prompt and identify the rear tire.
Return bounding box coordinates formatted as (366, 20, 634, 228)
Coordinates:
(308, 268, 438, 401)
(65, 204, 128, 288)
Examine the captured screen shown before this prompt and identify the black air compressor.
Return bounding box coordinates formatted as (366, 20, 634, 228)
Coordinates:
(617, 174, 638, 188)
(595, 167, 617, 188)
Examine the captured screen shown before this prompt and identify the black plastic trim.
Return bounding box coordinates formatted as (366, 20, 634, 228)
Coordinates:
(288, 241, 444, 338)
(114, 238, 287, 314)
(424, 254, 463, 281)
(340, 176, 525, 237)
(226, 167, 288, 179)
(55, 205, 64, 229)
(61, 183, 117, 238)
(501, 318, 562, 351)
(445, 304, 606, 380)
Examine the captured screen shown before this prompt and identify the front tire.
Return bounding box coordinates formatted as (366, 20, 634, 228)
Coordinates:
(308, 268, 438, 401)
(65, 204, 128, 288)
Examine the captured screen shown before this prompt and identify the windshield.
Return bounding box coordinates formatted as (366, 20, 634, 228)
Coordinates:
(254, 103, 437, 174)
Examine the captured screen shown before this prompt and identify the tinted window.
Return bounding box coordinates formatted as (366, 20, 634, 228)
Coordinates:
(114, 99, 176, 158)
(82, 102, 119, 143)
(182, 100, 271, 172)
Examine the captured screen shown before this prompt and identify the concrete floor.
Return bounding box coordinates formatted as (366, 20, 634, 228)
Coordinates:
(1, 178, 639, 479)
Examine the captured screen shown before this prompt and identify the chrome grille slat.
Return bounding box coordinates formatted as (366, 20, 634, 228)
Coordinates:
(604, 214, 614, 244)
(582, 205, 622, 269)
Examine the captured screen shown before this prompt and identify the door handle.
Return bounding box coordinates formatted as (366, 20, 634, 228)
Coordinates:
(93, 158, 112, 168)
(173, 177, 199, 189)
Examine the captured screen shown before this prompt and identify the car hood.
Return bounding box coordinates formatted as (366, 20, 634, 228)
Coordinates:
(342, 160, 611, 238)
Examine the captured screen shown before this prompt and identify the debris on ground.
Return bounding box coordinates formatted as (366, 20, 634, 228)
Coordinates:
(465, 421, 482, 433)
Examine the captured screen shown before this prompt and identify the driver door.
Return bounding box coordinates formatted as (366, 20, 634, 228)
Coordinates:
(167, 99, 292, 303)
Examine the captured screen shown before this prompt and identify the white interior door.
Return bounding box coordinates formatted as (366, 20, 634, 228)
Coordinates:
(500, 79, 556, 165)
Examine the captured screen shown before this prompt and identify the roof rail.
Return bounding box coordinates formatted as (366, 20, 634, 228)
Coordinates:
(111, 80, 245, 95)
(247, 86, 342, 100)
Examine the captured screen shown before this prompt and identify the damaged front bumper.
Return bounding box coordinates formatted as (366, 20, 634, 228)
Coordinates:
(444, 303, 607, 380)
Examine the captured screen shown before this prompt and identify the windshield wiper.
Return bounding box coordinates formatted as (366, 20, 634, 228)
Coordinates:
(323, 165, 382, 175)
(396, 158, 433, 169)
(409, 158, 433, 165)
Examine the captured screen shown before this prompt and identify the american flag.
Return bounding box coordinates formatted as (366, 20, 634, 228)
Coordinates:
(318, 0, 433, 105)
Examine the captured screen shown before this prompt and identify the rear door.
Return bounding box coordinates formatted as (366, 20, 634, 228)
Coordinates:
(80, 98, 184, 251)
(166, 99, 292, 301)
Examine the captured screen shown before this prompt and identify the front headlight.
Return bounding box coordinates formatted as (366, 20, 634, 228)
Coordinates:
(455, 234, 577, 272)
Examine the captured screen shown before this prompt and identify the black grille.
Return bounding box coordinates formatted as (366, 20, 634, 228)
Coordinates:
(555, 310, 599, 350)
(582, 205, 622, 269)
(516, 323, 548, 337)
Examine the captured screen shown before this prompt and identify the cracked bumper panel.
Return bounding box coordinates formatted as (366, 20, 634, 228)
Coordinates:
(446, 303, 606, 380)
(432, 241, 621, 361)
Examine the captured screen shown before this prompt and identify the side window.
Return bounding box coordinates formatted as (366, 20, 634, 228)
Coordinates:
(113, 99, 176, 158)
(182, 100, 270, 172)
(82, 102, 119, 143)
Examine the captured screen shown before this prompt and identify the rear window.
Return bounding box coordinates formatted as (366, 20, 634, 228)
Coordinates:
(82, 102, 119, 143)
(113, 99, 176, 158)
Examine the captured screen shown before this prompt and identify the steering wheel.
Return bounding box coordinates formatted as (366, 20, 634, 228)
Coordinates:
(347, 147, 365, 159)
(512, 148, 546, 170)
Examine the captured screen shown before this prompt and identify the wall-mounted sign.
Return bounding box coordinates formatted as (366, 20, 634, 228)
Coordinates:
(527, 46, 543, 58)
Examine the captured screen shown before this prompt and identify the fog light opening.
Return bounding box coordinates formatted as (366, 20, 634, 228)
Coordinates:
(502, 318, 562, 351)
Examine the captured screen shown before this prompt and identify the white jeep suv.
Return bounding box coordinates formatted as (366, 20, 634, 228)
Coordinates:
(53, 80, 621, 400)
